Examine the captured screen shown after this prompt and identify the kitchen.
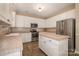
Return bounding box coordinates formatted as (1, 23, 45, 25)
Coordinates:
(0, 3, 79, 56)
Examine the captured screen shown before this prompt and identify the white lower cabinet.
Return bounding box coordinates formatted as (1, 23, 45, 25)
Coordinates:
(39, 35, 68, 56)
(39, 36, 49, 55)
(21, 33, 31, 43)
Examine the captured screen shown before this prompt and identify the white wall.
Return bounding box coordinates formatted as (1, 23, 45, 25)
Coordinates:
(46, 9, 75, 27)
(16, 15, 46, 28)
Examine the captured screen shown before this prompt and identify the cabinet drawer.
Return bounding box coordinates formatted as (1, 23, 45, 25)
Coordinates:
(42, 37, 59, 46)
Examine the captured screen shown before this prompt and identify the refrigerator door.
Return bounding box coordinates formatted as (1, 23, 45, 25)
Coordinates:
(56, 21, 61, 34)
(66, 19, 75, 51)
(63, 20, 68, 35)
(56, 21, 64, 35)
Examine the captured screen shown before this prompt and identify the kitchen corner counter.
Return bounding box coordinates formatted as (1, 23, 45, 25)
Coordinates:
(0, 33, 23, 56)
(39, 32, 69, 41)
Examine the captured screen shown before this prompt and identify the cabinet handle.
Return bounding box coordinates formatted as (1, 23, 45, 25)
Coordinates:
(7, 19, 10, 22)
(49, 40, 51, 42)
(68, 37, 71, 39)
(44, 41, 46, 43)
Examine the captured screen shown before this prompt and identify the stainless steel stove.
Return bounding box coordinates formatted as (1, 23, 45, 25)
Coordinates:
(30, 23, 39, 42)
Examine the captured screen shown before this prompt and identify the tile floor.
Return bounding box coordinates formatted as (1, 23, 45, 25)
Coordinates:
(22, 41, 79, 56)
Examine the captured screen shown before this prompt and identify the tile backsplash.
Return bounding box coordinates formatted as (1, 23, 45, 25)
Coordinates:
(10, 27, 45, 33)
(0, 21, 56, 36)
(10, 27, 30, 33)
(0, 24, 11, 36)
(10, 27, 56, 33)
(45, 27, 56, 33)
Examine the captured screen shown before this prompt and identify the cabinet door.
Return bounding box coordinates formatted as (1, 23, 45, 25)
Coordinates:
(39, 36, 46, 52)
(20, 33, 25, 43)
(10, 12, 16, 27)
(41, 36, 49, 55)
(24, 17, 31, 27)
(39, 36, 43, 48)
(39, 36, 48, 54)
(0, 4, 11, 24)
(26, 33, 31, 42)
(38, 20, 45, 28)
(16, 15, 24, 27)
(21, 33, 31, 43)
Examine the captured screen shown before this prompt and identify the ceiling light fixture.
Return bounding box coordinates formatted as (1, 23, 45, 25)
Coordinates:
(36, 4, 44, 12)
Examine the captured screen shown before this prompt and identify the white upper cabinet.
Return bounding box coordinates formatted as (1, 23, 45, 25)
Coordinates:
(16, 15, 32, 27)
(0, 4, 10, 24)
(25, 17, 46, 28)
(38, 19, 46, 28)
(9, 4, 16, 27)
(0, 3, 16, 25)
(15, 15, 25, 27)
(16, 15, 46, 28)
(24, 16, 46, 28)
(24, 16, 32, 27)
(11, 11, 16, 27)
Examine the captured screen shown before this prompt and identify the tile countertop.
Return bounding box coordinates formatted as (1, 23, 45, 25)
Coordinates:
(0, 33, 23, 55)
(39, 32, 69, 41)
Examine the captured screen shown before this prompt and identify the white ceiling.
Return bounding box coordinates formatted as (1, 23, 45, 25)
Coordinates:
(15, 3, 75, 19)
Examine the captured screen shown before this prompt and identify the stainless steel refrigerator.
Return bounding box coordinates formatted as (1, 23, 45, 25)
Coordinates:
(56, 18, 75, 52)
